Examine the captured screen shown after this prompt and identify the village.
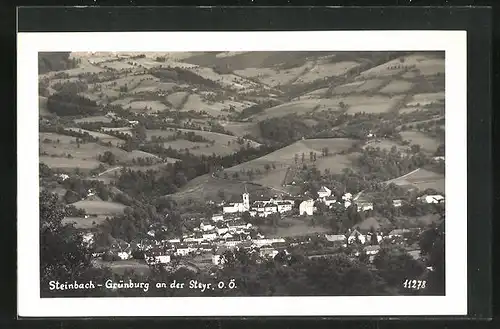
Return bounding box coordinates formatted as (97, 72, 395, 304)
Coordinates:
(84, 183, 445, 272)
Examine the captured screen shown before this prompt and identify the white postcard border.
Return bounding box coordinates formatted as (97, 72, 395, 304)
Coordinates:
(17, 31, 467, 317)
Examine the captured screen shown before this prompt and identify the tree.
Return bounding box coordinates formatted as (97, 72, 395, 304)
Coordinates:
(370, 226, 379, 245)
(410, 144, 421, 154)
(373, 247, 425, 292)
(419, 220, 445, 295)
(271, 163, 276, 170)
(309, 151, 314, 162)
(40, 191, 91, 296)
(301, 153, 305, 163)
(294, 153, 298, 165)
(264, 164, 271, 173)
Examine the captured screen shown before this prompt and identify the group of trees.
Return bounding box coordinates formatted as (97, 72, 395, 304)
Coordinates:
(258, 115, 312, 144)
(46, 91, 100, 116)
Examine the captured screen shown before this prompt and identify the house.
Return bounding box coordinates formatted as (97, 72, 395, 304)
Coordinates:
(82, 232, 94, 247)
(393, 199, 403, 207)
(355, 201, 374, 212)
(342, 193, 353, 208)
(117, 251, 131, 260)
(216, 222, 229, 235)
(324, 234, 347, 247)
(228, 220, 251, 231)
(212, 247, 229, 265)
(363, 245, 381, 255)
(277, 202, 293, 213)
(211, 214, 224, 222)
(418, 194, 445, 204)
(347, 229, 366, 244)
(202, 231, 217, 241)
(387, 229, 411, 239)
(58, 173, 69, 181)
(299, 199, 316, 216)
(200, 221, 215, 232)
(317, 186, 332, 198)
(259, 247, 279, 259)
(222, 232, 234, 240)
(175, 244, 191, 256)
(168, 238, 181, 244)
(128, 120, 139, 126)
(252, 238, 286, 247)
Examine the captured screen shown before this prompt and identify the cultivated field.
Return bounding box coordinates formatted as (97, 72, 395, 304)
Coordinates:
(62, 215, 109, 229)
(181, 93, 256, 117)
(400, 131, 441, 153)
(313, 153, 360, 174)
(220, 121, 261, 138)
(39, 156, 101, 170)
(127, 100, 168, 113)
(167, 91, 190, 108)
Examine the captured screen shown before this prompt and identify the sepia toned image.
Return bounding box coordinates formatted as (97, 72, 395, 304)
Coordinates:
(37, 49, 446, 299)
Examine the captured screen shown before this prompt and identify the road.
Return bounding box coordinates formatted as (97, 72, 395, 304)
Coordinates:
(98, 166, 121, 177)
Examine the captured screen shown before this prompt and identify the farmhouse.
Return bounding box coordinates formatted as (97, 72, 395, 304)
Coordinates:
(387, 228, 411, 238)
(200, 220, 215, 232)
(393, 199, 403, 207)
(259, 247, 279, 259)
(211, 213, 224, 222)
(318, 186, 332, 198)
(347, 229, 366, 244)
(276, 201, 293, 213)
(418, 194, 445, 204)
(355, 201, 374, 212)
(324, 234, 347, 247)
(299, 199, 316, 216)
(175, 244, 191, 256)
(212, 247, 228, 265)
(253, 238, 286, 247)
(202, 231, 218, 241)
(363, 245, 381, 255)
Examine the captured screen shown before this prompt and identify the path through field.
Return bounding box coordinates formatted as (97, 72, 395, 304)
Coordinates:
(98, 166, 121, 176)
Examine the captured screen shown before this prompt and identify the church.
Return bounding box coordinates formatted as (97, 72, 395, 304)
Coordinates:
(222, 192, 250, 214)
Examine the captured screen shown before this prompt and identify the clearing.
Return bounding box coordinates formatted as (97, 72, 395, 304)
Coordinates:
(406, 92, 445, 107)
(343, 95, 405, 114)
(378, 80, 415, 94)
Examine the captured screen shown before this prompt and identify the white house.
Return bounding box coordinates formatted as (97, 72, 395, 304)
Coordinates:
(82, 232, 94, 247)
(200, 221, 215, 232)
(155, 255, 171, 264)
(317, 186, 332, 198)
(252, 238, 286, 247)
(202, 232, 217, 241)
(347, 229, 366, 244)
(355, 201, 374, 212)
(222, 232, 234, 240)
(168, 238, 181, 244)
(387, 229, 411, 239)
(277, 202, 293, 213)
(418, 194, 445, 204)
(58, 173, 69, 181)
(117, 251, 131, 260)
(299, 199, 316, 216)
(211, 214, 224, 222)
(324, 234, 347, 247)
(363, 245, 381, 255)
(175, 245, 191, 256)
(342, 192, 353, 208)
(212, 247, 228, 265)
(393, 199, 403, 207)
(259, 247, 279, 259)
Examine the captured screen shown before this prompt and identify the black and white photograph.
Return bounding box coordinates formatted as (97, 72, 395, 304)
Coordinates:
(18, 30, 468, 317)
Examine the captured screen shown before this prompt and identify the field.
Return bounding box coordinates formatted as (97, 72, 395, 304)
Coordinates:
(167, 92, 190, 108)
(132, 81, 176, 94)
(64, 128, 124, 145)
(343, 95, 404, 114)
(399, 131, 441, 153)
(220, 121, 261, 138)
(127, 100, 168, 113)
(253, 98, 344, 121)
(260, 217, 331, 238)
(357, 54, 445, 79)
(406, 92, 445, 107)
(378, 80, 415, 94)
(74, 115, 113, 123)
(92, 259, 151, 276)
(188, 66, 259, 91)
(62, 215, 109, 229)
(39, 97, 52, 116)
(331, 79, 385, 95)
(39, 156, 101, 170)
(298, 88, 329, 99)
(102, 127, 134, 136)
(170, 174, 275, 202)
(313, 153, 360, 174)
(384, 168, 445, 194)
(293, 60, 360, 84)
(181, 93, 255, 117)
(71, 200, 127, 215)
(362, 139, 409, 153)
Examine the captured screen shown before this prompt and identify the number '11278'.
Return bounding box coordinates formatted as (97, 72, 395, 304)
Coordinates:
(403, 279, 426, 290)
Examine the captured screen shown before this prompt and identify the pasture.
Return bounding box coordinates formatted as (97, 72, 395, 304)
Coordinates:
(399, 131, 441, 153)
(357, 54, 445, 79)
(102, 127, 134, 136)
(378, 80, 415, 94)
(127, 100, 168, 113)
(332, 79, 386, 95)
(74, 115, 113, 124)
(384, 168, 445, 194)
(92, 259, 151, 276)
(181, 93, 256, 117)
(293, 60, 360, 84)
(188, 66, 259, 90)
(253, 98, 344, 121)
(71, 200, 127, 215)
(64, 128, 124, 145)
(313, 153, 359, 174)
(62, 215, 108, 229)
(406, 92, 445, 107)
(220, 121, 261, 138)
(342, 95, 404, 114)
(362, 139, 408, 153)
(167, 92, 191, 109)
(39, 156, 101, 170)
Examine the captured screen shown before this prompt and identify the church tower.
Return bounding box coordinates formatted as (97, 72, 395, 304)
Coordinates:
(242, 185, 250, 211)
